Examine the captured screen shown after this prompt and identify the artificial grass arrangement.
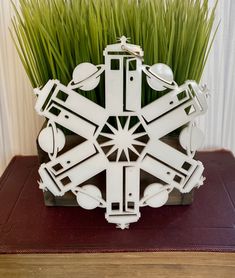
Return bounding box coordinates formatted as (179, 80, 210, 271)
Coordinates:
(11, 0, 218, 105)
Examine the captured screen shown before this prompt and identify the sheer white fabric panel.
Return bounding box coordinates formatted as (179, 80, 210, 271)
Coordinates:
(199, 0, 235, 152)
(0, 1, 43, 175)
(0, 0, 234, 175)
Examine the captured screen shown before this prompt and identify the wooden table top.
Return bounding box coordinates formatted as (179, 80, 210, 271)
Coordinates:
(0, 252, 234, 278)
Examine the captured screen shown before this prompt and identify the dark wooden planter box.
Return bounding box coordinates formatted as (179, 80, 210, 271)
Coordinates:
(37, 127, 194, 206)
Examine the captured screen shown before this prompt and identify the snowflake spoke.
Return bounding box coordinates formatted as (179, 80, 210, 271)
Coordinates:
(47, 141, 97, 175)
(124, 147, 130, 162)
(128, 145, 140, 155)
(99, 132, 116, 139)
(147, 140, 198, 175)
(132, 132, 147, 139)
(106, 145, 118, 158)
(105, 122, 118, 134)
(116, 148, 122, 162)
(116, 116, 123, 131)
(99, 140, 114, 147)
(49, 153, 107, 193)
(129, 121, 141, 134)
(133, 140, 147, 146)
(124, 116, 131, 131)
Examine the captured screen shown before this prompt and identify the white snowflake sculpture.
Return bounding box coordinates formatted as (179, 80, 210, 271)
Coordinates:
(35, 36, 208, 229)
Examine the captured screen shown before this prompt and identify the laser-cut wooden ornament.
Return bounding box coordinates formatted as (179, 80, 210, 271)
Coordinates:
(34, 36, 208, 229)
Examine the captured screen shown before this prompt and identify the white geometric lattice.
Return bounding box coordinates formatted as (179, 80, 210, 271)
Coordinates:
(34, 36, 208, 229)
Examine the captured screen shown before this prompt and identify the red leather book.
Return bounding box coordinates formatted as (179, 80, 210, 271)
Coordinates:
(0, 151, 234, 253)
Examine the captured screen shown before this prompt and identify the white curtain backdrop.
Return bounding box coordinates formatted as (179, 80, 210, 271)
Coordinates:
(199, 0, 235, 151)
(0, 0, 43, 175)
(0, 0, 235, 175)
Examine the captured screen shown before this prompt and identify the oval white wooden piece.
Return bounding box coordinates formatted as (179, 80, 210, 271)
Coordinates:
(144, 183, 169, 208)
(76, 184, 102, 210)
(179, 126, 204, 152)
(72, 62, 100, 91)
(147, 63, 174, 91)
(38, 126, 65, 155)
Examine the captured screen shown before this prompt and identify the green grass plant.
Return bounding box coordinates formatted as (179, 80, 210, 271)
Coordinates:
(11, 0, 218, 106)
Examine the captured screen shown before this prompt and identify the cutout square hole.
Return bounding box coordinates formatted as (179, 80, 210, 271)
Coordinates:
(127, 202, 135, 209)
(111, 202, 120, 211)
(177, 90, 187, 101)
(188, 84, 196, 97)
(184, 105, 196, 115)
(173, 175, 182, 184)
(56, 91, 68, 102)
(182, 162, 191, 171)
(111, 59, 120, 70)
(52, 163, 63, 172)
(60, 176, 71, 186)
(49, 106, 61, 116)
(129, 59, 137, 71)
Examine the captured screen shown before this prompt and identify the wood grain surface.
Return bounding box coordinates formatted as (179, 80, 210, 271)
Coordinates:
(0, 252, 234, 278)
